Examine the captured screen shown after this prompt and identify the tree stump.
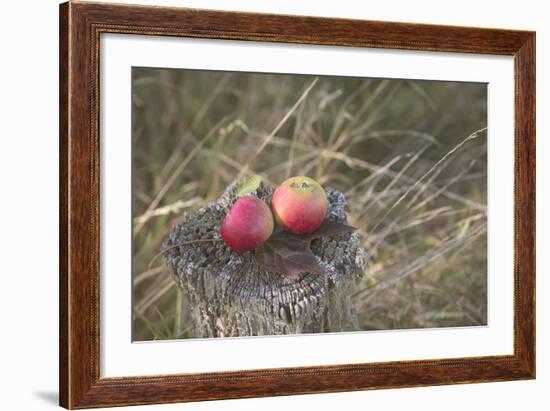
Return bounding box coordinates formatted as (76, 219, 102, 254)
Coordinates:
(163, 182, 367, 338)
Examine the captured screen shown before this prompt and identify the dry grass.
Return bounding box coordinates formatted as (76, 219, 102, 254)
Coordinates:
(131, 67, 487, 340)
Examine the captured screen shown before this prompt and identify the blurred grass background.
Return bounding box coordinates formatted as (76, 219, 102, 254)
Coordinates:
(132, 67, 487, 341)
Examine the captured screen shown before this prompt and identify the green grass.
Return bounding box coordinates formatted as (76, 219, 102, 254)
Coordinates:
(131, 67, 487, 341)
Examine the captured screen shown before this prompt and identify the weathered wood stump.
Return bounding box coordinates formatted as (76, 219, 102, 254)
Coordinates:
(163, 182, 367, 338)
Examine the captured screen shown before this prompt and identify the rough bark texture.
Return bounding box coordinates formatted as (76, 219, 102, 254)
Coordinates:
(163, 182, 367, 338)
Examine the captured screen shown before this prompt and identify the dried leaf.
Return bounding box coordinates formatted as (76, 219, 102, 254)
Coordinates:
(254, 219, 356, 278)
(255, 232, 327, 278)
(303, 219, 356, 241)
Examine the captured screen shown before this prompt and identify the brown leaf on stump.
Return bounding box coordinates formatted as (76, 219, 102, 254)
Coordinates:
(254, 219, 356, 278)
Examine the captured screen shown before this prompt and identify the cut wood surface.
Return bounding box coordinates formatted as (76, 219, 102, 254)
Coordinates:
(163, 182, 368, 337)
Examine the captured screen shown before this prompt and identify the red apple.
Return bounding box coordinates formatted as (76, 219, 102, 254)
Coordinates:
(220, 196, 274, 252)
(271, 176, 328, 234)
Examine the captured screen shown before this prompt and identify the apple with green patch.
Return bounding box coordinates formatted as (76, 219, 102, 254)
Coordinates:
(271, 176, 328, 235)
(220, 196, 274, 252)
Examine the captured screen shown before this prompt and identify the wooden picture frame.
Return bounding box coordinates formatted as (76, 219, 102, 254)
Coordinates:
(59, 1, 535, 408)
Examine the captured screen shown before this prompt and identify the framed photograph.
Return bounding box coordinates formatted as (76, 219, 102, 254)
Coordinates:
(59, 1, 535, 408)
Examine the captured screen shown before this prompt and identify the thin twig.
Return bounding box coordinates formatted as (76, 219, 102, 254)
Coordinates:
(147, 238, 222, 269)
